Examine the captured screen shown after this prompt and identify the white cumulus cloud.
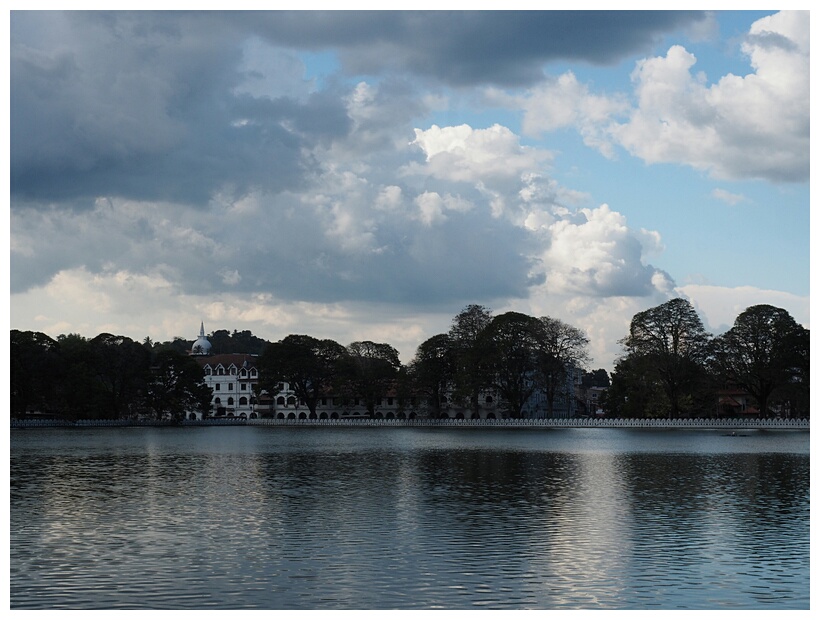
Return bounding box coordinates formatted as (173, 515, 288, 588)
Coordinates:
(611, 11, 808, 182)
(537, 204, 673, 297)
(488, 72, 629, 157)
(495, 11, 808, 183)
(408, 123, 552, 183)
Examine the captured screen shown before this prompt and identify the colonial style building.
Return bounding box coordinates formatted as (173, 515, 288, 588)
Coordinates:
(190, 324, 260, 419)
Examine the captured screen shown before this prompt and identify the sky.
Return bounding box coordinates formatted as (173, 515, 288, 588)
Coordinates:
(7, 9, 811, 372)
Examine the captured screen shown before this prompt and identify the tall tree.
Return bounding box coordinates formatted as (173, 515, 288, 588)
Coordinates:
(409, 333, 455, 418)
(478, 312, 543, 418)
(344, 341, 402, 417)
(448, 304, 494, 417)
(619, 298, 711, 418)
(10, 330, 61, 416)
(257, 335, 349, 418)
(89, 334, 152, 419)
(582, 369, 611, 389)
(54, 333, 99, 419)
(605, 354, 669, 418)
(535, 317, 590, 417)
(712, 305, 809, 417)
(146, 350, 211, 420)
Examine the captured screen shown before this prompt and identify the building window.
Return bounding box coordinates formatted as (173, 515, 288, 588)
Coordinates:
(228, 397, 234, 406)
(215, 384, 221, 391)
(239, 397, 248, 406)
(228, 383, 233, 391)
(321, 398, 327, 406)
(241, 383, 247, 391)
(387, 397, 394, 406)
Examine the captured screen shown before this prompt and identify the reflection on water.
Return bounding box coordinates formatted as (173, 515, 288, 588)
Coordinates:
(10, 427, 809, 609)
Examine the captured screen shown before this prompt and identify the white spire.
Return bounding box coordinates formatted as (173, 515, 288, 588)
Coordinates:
(191, 321, 212, 356)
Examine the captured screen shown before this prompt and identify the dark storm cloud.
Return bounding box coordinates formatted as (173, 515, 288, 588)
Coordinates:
(10, 11, 706, 207)
(246, 11, 709, 86)
(231, 91, 352, 143)
(9, 11, 349, 206)
(9, 10, 705, 310)
(192, 198, 541, 306)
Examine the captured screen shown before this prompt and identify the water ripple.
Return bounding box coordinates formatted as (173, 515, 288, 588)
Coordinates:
(10, 427, 809, 609)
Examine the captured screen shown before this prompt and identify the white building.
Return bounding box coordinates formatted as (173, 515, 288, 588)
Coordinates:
(189, 324, 260, 419)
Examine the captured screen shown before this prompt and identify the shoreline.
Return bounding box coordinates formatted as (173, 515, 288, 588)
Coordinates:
(10, 417, 810, 431)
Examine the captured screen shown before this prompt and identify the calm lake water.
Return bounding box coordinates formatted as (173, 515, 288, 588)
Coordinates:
(9, 426, 810, 610)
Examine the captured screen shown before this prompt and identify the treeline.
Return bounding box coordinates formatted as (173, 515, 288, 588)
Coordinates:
(9, 331, 260, 420)
(604, 299, 809, 418)
(256, 305, 598, 419)
(405, 305, 593, 418)
(145, 329, 269, 356)
(10, 299, 809, 421)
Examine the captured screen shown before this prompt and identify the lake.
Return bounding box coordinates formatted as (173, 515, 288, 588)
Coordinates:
(9, 426, 810, 609)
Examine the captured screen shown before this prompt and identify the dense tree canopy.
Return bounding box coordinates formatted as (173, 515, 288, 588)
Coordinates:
(617, 298, 711, 418)
(146, 349, 212, 420)
(448, 304, 494, 416)
(409, 333, 456, 418)
(582, 369, 610, 389)
(712, 304, 809, 416)
(604, 353, 668, 419)
(344, 341, 402, 416)
(535, 317, 591, 417)
(89, 334, 152, 419)
(11, 330, 207, 420)
(477, 312, 544, 418)
(607, 299, 808, 418)
(257, 335, 349, 417)
(11, 330, 61, 416)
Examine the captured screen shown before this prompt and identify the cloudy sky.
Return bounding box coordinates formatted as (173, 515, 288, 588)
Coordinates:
(8, 10, 810, 370)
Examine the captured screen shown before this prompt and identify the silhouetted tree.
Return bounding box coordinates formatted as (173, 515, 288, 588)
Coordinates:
(54, 333, 98, 419)
(409, 333, 455, 418)
(89, 334, 152, 419)
(582, 369, 611, 389)
(10, 330, 60, 416)
(712, 305, 809, 417)
(478, 312, 543, 418)
(258, 335, 349, 418)
(146, 349, 211, 420)
(605, 353, 669, 418)
(618, 298, 711, 418)
(449, 304, 494, 417)
(344, 341, 402, 417)
(535, 317, 590, 417)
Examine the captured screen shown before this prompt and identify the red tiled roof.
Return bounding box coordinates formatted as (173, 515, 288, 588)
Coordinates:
(194, 353, 258, 369)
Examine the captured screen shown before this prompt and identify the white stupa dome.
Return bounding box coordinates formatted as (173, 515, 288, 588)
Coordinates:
(191, 322, 212, 356)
